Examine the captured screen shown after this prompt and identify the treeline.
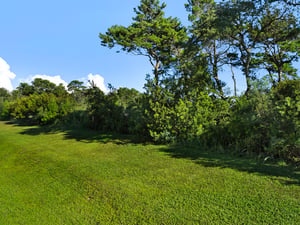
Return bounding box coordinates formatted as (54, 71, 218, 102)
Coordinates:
(1, 0, 299, 162)
(0, 80, 147, 135)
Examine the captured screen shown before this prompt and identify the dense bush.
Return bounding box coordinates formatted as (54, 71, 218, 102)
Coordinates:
(0, 88, 12, 120)
(144, 74, 229, 144)
(0, 100, 12, 120)
(9, 93, 73, 125)
(270, 80, 300, 160)
(1, 78, 299, 163)
(147, 88, 217, 143)
(202, 79, 300, 162)
(85, 85, 147, 135)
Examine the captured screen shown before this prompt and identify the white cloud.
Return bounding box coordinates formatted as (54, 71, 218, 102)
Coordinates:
(87, 73, 108, 93)
(0, 57, 16, 92)
(27, 74, 68, 89)
(0, 58, 107, 95)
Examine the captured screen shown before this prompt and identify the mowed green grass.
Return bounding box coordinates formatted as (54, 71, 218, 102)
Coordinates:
(0, 121, 299, 224)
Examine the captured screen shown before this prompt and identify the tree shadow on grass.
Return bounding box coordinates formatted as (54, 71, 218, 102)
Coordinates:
(15, 122, 299, 186)
(18, 124, 146, 145)
(160, 144, 300, 186)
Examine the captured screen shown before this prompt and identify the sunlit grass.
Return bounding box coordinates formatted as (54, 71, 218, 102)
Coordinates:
(0, 121, 299, 224)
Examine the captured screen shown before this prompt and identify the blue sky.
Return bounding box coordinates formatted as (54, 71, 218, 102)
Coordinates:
(0, 0, 192, 92)
(1, 0, 297, 94)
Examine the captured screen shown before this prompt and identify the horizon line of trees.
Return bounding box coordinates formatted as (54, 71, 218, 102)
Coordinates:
(0, 0, 299, 163)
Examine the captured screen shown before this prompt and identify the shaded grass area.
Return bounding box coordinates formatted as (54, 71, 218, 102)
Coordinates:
(15, 121, 300, 184)
(161, 145, 300, 186)
(16, 121, 145, 145)
(0, 121, 299, 224)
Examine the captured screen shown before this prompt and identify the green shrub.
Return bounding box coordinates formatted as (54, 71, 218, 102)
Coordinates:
(204, 79, 300, 162)
(10, 93, 74, 125)
(270, 80, 300, 161)
(0, 100, 12, 120)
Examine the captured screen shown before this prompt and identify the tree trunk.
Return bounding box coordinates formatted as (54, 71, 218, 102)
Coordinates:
(212, 40, 224, 98)
(277, 66, 283, 83)
(244, 53, 252, 96)
(230, 64, 237, 97)
(154, 60, 160, 87)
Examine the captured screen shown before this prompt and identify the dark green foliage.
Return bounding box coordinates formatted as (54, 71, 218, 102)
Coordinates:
(99, 0, 300, 164)
(0, 88, 11, 120)
(270, 80, 300, 160)
(0, 88, 10, 98)
(185, 0, 228, 98)
(1, 0, 299, 165)
(84, 85, 107, 130)
(0, 100, 12, 120)
(85, 85, 147, 135)
(202, 80, 300, 162)
(31, 78, 56, 95)
(187, 0, 300, 95)
(100, 0, 187, 86)
(114, 87, 148, 135)
(253, 5, 300, 83)
(67, 80, 86, 105)
(67, 80, 86, 93)
(145, 75, 222, 143)
(10, 93, 73, 125)
(2, 78, 73, 125)
(272, 79, 300, 100)
(17, 78, 68, 97)
(226, 92, 272, 155)
(17, 82, 34, 96)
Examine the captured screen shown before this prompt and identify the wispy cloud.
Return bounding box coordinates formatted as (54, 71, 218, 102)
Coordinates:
(0, 57, 16, 92)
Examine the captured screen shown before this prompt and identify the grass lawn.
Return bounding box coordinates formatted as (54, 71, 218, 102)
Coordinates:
(0, 121, 299, 224)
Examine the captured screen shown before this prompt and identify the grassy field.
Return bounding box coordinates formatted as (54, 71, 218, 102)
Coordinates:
(0, 121, 299, 224)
